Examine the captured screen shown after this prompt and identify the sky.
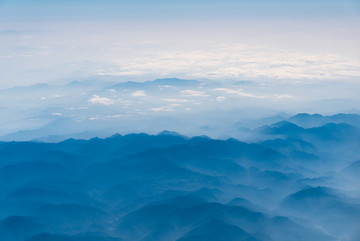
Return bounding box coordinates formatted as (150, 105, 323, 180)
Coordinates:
(0, 0, 359, 138)
(0, 0, 359, 87)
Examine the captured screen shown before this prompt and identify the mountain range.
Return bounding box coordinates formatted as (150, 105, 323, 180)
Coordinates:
(0, 114, 359, 241)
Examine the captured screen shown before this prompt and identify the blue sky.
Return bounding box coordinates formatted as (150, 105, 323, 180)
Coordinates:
(1, 0, 359, 22)
(0, 0, 359, 94)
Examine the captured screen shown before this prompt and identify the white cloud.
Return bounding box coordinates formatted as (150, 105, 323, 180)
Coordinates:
(274, 94, 294, 100)
(213, 88, 294, 101)
(89, 95, 114, 105)
(131, 90, 146, 97)
(158, 85, 173, 88)
(150, 106, 174, 112)
(88, 114, 124, 120)
(163, 98, 191, 103)
(101, 44, 360, 81)
(95, 70, 143, 76)
(105, 114, 123, 118)
(54, 94, 64, 98)
(181, 89, 209, 97)
(213, 88, 265, 99)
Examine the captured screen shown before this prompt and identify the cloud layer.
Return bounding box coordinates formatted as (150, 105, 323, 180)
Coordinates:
(102, 44, 360, 81)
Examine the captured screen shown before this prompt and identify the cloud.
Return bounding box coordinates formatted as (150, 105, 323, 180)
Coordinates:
(97, 43, 360, 81)
(181, 89, 209, 97)
(213, 88, 265, 99)
(163, 98, 192, 103)
(171, 103, 182, 107)
(216, 96, 227, 102)
(54, 94, 65, 98)
(89, 95, 114, 105)
(131, 90, 146, 97)
(158, 85, 173, 88)
(150, 106, 174, 112)
(213, 88, 295, 101)
(274, 94, 294, 99)
(106, 114, 123, 118)
(95, 70, 143, 76)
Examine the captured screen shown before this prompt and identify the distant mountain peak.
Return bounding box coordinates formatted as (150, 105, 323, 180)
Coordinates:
(271, 121, 301, 128)
(157, 130, 184, 137)
(292, 113, 324, 118)
(289, 186, 335, 200)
